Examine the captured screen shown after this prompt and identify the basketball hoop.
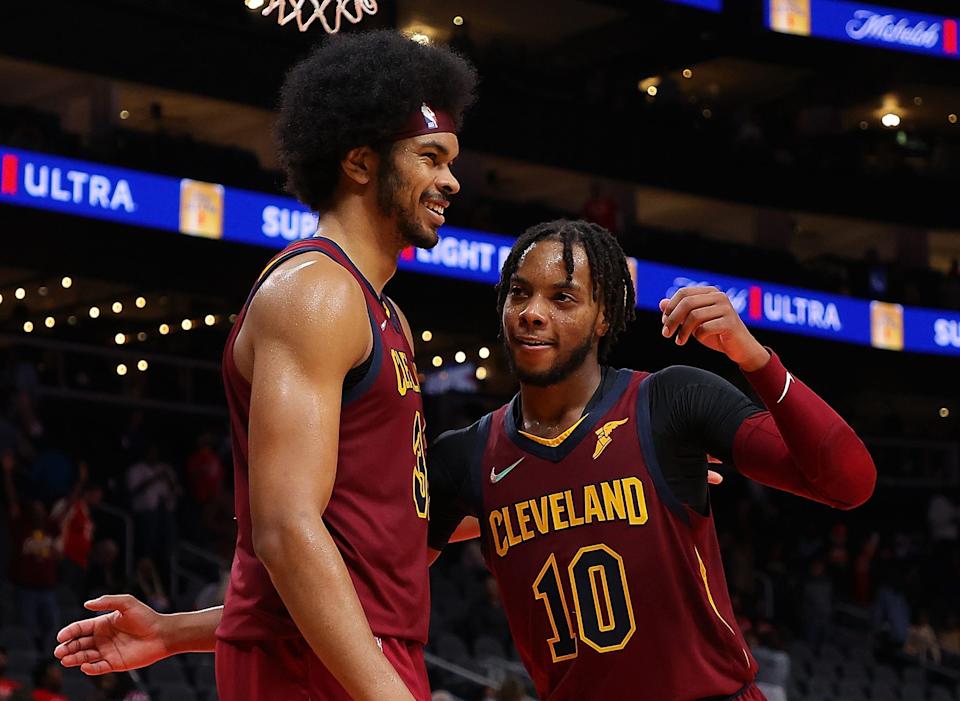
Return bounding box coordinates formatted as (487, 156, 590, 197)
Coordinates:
(259, 0, 378, 34)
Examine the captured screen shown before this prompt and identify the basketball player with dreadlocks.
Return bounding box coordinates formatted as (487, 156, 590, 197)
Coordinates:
(427, 219, 876, 701)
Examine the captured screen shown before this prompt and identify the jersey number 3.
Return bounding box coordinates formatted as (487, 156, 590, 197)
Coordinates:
(412, 411, 429, 519)
(532, 544, 636, 662)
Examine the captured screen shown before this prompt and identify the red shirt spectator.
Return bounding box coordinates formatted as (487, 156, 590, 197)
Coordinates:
(186, 436, 224, 505)
(11, 503, 59, 589)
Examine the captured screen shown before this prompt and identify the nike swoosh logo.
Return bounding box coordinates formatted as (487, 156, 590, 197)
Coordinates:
(490, 457, 524, 484)
(776, 371, 794, 404)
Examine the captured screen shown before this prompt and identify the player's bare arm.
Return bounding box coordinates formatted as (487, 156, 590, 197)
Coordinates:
(241, 255, 416, 701)
(55, 596, 222, 674)
(659, 285, 876, 509)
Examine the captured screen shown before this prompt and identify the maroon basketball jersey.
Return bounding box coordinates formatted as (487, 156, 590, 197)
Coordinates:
(479, 369, 758, 700)
(217, 237, 430, 644)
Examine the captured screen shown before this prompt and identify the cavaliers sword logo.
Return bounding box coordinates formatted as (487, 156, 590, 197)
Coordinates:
(592, 418, 629, 460)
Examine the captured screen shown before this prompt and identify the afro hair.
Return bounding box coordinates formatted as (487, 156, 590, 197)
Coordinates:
(275, 30, 478, 211)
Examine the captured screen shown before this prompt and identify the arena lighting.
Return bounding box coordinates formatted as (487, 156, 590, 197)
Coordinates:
(137, 360, 149, 372)
(682, 68, 693, 79)
(136, 332, 147, 342)
(23, 322, 33, 333)
(475, 367, 488, 380)
(116, 364, 128, 376)
(119, 110, 130, 120)
(89, 306, 100, 319)
(421, 330, 433, 342)
(61, 276, 72, 289)
(913, 96, 923, 106)
(949, 114, 958, 124)
(432, 355, 442, 367)
(941, 407, 951, 418)
(44, 317, 55, 329)
(67, 316, 77, 326)
(112, 302, 123, 313)
(229, 314, 238, 323)
(181, 319, 193, 331)
(159, 323, 170, 335)
(881, 113, 901, 128)
(204, 314, 216, 326)
(859, 121, 869, 130)
(646, 85, 658, 97)
(135, 296, 147, 308)
(455, 351, 466, 363)
(0, 294, 3, 305)
(38, 286, 48, 296)
(115, 333, 126, 345)
(245, 0, 265, 8)
(453, 15, 464, 26)
(479, 346, 490, 359)
(638, 76, 660, 93)
(409, 32, 430, 45)
(702, 108, 713, 119)
(15, 288, 25, 300)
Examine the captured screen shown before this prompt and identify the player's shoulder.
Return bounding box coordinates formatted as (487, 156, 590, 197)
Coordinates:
(432, 414, 493, 462)
(647, 364, 727, 389)
(249, 253, 366, 332)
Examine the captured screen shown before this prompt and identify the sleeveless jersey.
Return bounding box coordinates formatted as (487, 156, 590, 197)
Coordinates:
(217, 237, 430, 644)
(477, 369, 758, 700)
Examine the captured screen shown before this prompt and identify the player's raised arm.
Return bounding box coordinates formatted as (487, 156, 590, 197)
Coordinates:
(660, 286, 876, 509)
(244, 258, 415, 701)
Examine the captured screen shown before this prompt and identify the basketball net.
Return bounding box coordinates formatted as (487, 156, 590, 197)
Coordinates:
(260, 0, 378, 33)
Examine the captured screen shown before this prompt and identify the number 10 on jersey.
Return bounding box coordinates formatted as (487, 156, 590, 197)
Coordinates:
(532, 544, 636, 662)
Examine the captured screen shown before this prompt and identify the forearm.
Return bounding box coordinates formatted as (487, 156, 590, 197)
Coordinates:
(258, 520, 414, 701)
(163, 606, 223, 654)
(735, 351, 876, 509)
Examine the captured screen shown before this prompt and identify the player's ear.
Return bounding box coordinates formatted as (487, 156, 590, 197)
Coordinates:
(596, 306, 609, 338)
(341, 146, 375, 186)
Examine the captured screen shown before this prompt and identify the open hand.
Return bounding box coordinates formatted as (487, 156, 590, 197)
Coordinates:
(54, 595, 170, 675)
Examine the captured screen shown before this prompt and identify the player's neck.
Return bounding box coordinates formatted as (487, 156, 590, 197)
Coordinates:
(315, 205, 403, 296)
(518, 362, 602, 439)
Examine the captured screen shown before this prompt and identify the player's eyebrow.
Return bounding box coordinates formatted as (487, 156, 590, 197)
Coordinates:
(511, 275, 580, 291)
(419, 140, 450, 156)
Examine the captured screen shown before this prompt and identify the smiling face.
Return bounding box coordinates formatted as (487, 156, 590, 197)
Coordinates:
(377, 132, 460, 249)
(501, 239, 608, 387)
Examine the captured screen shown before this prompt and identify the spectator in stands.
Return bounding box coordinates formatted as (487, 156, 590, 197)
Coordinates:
(28, 660, 67, 701)
(496, 677, 525, 701)
(129, 557, 170, 614)
(125, 444, 180, 564)
(185, 431, 224, 507)
(873, 567, 911, 647)
(852, 532, 879, 605)
(904, 610, 941, 664)
(85, 539, 121, 599)
(0, 646, 23, 700)
(801, 559, 832, 647)
(3, 453, 60, 647)
(50, 461, 101, 597)
(938, 612, 960, 657)
(580, 182, 621, 235)
(86, 672, 148, 701)
(928, 493, 958, 543)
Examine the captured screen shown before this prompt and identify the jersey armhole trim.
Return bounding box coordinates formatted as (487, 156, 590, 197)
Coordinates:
(636, 373, 692, 527)
(342, 305, 382, 406)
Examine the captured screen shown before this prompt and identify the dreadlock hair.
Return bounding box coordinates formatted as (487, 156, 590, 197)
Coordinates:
(496, 219, 636, 362)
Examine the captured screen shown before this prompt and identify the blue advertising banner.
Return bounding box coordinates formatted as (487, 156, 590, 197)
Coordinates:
(664, 0, 723, 11)
(765, 0, 959, 60)
(2, 145, 959, 356)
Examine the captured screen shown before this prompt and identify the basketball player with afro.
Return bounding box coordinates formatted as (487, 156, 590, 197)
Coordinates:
(425, 219, 876, 700)
(56, 31, 476, 701)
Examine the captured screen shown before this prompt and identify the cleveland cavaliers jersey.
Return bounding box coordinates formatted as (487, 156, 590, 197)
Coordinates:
(435, 368, 758, 700)
(217, 237, 430, 644)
